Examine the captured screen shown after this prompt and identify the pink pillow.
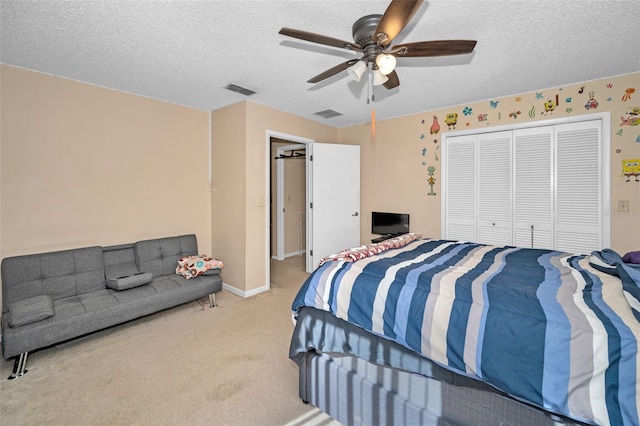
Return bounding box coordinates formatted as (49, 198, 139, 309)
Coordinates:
(623, 251, 640, 264)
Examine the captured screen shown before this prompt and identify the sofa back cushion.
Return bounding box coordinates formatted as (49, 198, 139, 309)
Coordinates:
(134, 235, 198, 277)
(1, 246, 105, 313)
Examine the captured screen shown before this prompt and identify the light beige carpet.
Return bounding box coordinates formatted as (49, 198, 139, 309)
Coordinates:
(0, 256, 340, 425)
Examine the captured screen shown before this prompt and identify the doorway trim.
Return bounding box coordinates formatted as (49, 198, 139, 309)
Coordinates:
(265, 130, 314, 290)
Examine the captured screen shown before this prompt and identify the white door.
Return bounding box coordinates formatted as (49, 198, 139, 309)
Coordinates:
(443, 135, 477, 242)
(554, 120, 603, 253)
(477, 131, 513, 246)
(513, 126, 554, 249)
(308, 143, 360, 272)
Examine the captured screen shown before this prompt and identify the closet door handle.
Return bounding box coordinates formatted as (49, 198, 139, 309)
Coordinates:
(352, 212, 359, 216)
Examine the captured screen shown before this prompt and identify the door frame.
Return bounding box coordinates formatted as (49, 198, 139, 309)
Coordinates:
(265, 130, 314, 289)
(274, 143, 306, 261)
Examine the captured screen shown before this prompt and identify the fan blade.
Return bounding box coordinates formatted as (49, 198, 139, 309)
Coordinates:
(308, 59, 359, 83)
(383, 70, 400, 89)
(279, 28, 362, 51)
(391, 40, 477, 58)
(373, 0, 423, 46)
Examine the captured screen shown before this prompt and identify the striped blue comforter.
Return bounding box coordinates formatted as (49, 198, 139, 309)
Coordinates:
(292, 239, 640, 426)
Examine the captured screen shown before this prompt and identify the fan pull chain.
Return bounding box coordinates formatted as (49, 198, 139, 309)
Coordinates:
(371, 75, 375, 103)
(367, 66, 372, 104)
(370, 65, 376, 138)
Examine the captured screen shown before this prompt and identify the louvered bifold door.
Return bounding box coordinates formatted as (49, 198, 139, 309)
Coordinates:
(554, 120, 602, 253)
(513, 126, 554, 249)
(444, 135, 477, 242)
(477, 131, 512, 246)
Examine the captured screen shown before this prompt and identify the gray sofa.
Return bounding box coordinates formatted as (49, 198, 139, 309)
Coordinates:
(1, 234, 222, 379)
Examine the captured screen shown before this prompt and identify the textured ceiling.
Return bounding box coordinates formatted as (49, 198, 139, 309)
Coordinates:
(2, 0, 639, 128)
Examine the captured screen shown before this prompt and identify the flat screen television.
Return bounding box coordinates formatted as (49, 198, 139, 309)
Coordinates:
(371, 211, 410, 236)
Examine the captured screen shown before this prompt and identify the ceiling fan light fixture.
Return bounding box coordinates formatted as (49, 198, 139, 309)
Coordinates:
(372, 69, 389, 86)
(375, 53, 396, 75)
(347, 60, 367, 82)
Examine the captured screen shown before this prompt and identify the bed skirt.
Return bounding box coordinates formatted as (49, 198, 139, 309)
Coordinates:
(298, 350, 587, 426)
(291, 307, 589, 426)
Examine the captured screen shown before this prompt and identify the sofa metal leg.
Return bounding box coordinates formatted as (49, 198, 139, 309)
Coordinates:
(8, 352, 29, 380)
(208, 293, 217, 308)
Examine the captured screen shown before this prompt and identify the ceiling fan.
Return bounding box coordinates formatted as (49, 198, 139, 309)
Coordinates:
(279, 0, 477, 91)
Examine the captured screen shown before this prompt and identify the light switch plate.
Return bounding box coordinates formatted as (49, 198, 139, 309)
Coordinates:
(618, 200, 629, 212)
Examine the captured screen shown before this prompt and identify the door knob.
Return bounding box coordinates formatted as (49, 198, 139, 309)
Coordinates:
(352, 212, 359, 216)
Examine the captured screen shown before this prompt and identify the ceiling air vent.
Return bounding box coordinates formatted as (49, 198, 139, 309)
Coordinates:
(313, 109, 342, 119)
(225, 84, 256, 96)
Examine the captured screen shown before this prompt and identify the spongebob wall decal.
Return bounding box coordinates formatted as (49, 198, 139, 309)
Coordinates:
(444, 113, 458, 130)
(622, 159, 640, 182)
(542, 99, 555, 115)
(417, 75, 638, 197)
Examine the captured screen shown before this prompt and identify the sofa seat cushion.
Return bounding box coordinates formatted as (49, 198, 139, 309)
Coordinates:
(9, 295, 54, 328)
(78, 290, 120, 312)
(150, 276, 182, 293)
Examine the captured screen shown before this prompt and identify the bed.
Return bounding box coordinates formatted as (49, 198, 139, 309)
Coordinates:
(289, 235, 640, 426)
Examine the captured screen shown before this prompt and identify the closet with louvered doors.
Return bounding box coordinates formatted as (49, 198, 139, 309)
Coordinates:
(442, 116, 608, 253)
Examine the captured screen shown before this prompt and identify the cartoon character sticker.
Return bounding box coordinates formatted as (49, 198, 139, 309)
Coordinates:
(542, 96, 560, 115)
(585, 92, 599, 110)
(620, 116, 640, 126)
(427, 166, 437, 195)
(626, 106, 640, 116)
(430, 115, 440, 134)
(622, 88, 635, 102)
(622, 159, 640, 182)
(444, 113, 458, 130)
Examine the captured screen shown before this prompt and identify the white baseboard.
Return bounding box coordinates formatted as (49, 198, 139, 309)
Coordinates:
(271, 250, 306, 260)
(222, 282, 269, 298)
(285, 250, 306, 258)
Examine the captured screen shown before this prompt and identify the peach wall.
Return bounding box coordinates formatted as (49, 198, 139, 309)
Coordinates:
(212, 102, 338, 295)
(1, 65, 212, 311)
(210, 101, 338, 294)
(2, 65, 636, 311)
(244, 102, 338, 293)
(340, 114, 442, 243)
(340, 72, 640, 254)
(211, 102, 247, 291)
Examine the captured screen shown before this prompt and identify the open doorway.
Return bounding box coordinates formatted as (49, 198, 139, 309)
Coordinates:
(264, 131, 361, 291)
(270, 140, 307, 261)
(265, 131, 313, 290)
